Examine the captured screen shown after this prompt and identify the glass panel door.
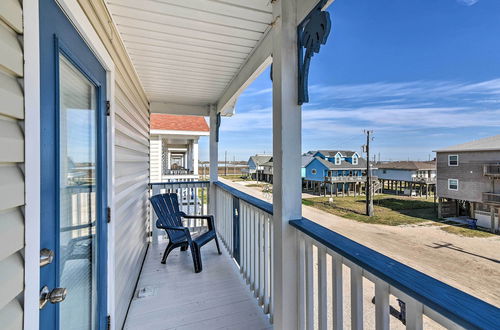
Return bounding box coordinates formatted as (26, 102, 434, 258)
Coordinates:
(58, 55, 98, 330)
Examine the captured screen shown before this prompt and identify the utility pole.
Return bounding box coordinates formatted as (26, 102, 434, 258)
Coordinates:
(364, 130, 374, 216)
(224, 151, 228, 176)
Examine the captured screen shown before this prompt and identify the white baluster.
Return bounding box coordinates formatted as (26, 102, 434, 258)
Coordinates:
(298, 235, 306, 330)
(259, 212, 265, 305)
(318, 247, 328, 330)
(263, 215, 270, 313)
(374, 278, 390, 330)
(305, 239, 314, 330)
(350, 265, 364, 330)
(405, 298, 423, 330)
(332, 252, 343, 330)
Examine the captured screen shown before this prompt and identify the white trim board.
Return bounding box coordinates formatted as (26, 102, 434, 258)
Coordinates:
(23, 0, 41, 328)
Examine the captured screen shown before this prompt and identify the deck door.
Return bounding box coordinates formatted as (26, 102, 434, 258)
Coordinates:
(39, 1, 108, 329)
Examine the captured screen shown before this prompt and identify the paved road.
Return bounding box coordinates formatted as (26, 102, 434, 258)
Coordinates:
(221, 178, 500, 308)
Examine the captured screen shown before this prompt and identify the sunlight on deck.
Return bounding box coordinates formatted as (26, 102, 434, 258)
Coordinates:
(124, 240, 272, 330)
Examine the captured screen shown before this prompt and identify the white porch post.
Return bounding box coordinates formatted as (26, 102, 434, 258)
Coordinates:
(272, 0, 301, 328)
(149, 134, 163, 182)
(187, 140, 193, 172)
(166, 149, 171, 171)
(193, 139, 199, 175)
(209, 105, 218, 215)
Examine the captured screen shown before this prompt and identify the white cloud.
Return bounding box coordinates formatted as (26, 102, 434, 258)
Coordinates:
(222, 79, 500, 145)
(309, 78, 500, 102)
(457, 0, 479, 6)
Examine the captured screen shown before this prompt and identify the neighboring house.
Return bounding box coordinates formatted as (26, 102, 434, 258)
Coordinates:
(303, 150, 377, 196)
(247, 154, 273, 181)
(435, 135, 500, 231)
(305, 150, 368, 182)
(374, 161, 436, 182)
(150, 114, 209, 182)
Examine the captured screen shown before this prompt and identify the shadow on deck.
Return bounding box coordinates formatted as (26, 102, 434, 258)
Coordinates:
(124, 240, 272, 330)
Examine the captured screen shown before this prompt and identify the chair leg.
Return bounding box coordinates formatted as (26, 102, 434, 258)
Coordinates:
(180, 244, 188, 251)
(161, 241, 175, 264)
(190, 242, 202, 273)
(214, 235, 222, 255)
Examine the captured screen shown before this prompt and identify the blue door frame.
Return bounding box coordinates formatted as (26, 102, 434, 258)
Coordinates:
(39, 0, 107, 329)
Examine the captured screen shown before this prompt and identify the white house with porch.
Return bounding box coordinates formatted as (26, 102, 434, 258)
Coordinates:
(1, 0, 498, 329)
(150, 114, 209, 182)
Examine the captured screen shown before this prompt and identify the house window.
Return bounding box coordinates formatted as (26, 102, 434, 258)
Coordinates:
(352, 156, 358, 165)
(448, 179, 459, 190)
(335, 156, 341, 165)
(448, 155, 459, 166)
(383, 169, 387, 174)
(311, 169, 317, 175)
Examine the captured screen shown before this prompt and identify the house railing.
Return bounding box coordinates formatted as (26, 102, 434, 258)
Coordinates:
(214, 181, 274, 320)
(212, 181, 499, 329)
(149, 181, 210, 243)
(412, 177, 436, 184)
(163, 169, 194, 176)
(483, 192, 500, 205)
(324, 175, 378, 183)
(484, 164, 500, 177)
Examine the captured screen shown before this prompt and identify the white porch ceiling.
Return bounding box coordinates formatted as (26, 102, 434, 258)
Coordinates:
(106, 0, 273, 108)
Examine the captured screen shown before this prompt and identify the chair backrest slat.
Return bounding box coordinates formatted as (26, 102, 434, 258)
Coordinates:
(150, 193, 185, 242)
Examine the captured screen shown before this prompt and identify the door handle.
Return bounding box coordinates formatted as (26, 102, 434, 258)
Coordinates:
(40, 248, 54, 267)
(40, 286, 68, 309)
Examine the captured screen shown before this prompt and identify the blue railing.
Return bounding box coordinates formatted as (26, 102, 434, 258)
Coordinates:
(214, 181, 273, 215)
(213, 180, 500, 329)
(290, 218, 500, 329)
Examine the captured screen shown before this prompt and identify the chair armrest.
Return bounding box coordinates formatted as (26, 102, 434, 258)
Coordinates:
(156, 220, 187, 232)
(181, 214, 213, 220)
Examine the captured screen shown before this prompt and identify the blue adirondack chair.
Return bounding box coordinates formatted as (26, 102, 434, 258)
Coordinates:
(150, 193, 221, 273)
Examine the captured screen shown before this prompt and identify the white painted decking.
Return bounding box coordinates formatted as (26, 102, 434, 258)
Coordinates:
(124, 240, 272, 330)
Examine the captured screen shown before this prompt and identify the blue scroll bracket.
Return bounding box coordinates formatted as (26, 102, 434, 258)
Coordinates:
(297, 1, 331, 105)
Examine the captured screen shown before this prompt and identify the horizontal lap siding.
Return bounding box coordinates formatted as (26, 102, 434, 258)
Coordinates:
(77, 0, 150, 328)
(0, 0, 24, 329)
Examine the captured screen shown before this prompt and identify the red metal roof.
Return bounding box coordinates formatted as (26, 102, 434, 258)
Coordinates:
(150, 114, 209, 132)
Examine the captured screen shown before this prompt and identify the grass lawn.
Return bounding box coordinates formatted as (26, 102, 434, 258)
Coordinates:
(439, 225, 495, 238)
(246, 183, 268, 188)
(302, 194, 439, 226)
(220, 175, 252, 182)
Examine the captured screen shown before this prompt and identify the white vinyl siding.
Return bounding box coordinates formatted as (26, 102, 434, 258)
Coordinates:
(0, 0, 24, 329)
(77, 1, 150, 327)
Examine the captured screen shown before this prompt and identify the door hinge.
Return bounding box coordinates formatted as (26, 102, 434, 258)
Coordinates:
(106, 101, 111, 116)
(107, 315, 111, 330)
(107, 207, 111, 223)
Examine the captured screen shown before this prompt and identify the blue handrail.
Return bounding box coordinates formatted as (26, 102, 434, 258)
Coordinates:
(214, 181, 273, 215)
(290, 218, 500, 329)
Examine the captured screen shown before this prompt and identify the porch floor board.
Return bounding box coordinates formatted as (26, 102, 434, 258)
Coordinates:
(124, 240, 272, 330)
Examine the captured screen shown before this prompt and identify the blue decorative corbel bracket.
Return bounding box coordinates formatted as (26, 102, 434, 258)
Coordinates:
(215, 112, 221, 142)
(298, 0, 331, 105)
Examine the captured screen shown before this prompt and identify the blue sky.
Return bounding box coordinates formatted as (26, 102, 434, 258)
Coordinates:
(200, 0, 500, 161)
